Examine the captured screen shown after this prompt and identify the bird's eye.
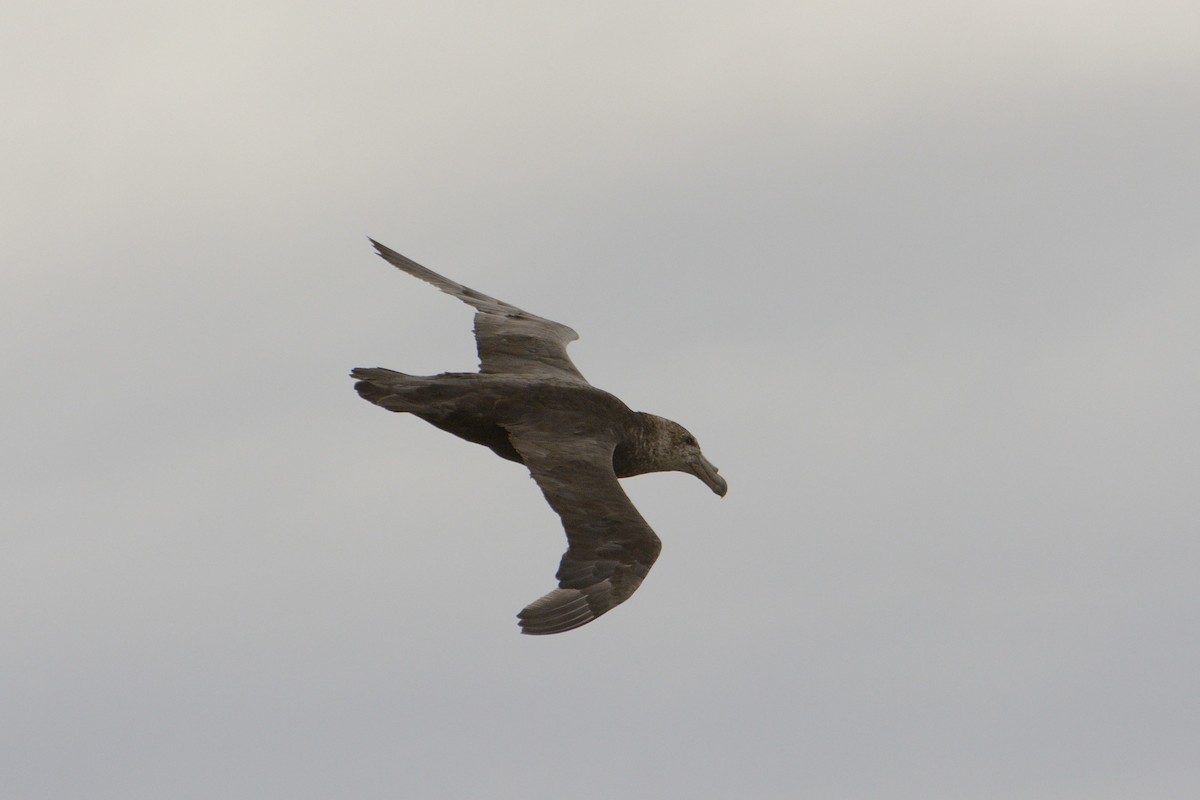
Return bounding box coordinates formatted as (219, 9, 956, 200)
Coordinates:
(683, 435, 697, 446)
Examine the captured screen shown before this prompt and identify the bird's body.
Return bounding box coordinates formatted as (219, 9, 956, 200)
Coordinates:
(352, 239, 726, 634)
(355, 372, 630, 466)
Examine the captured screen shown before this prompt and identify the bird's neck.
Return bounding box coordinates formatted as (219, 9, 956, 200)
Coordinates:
(612, 412, 669, 478)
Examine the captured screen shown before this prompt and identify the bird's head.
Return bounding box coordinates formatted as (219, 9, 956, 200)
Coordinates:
(641, 415, 728, 497)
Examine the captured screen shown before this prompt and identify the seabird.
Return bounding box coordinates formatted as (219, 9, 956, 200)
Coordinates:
(352, 239, 727, 634)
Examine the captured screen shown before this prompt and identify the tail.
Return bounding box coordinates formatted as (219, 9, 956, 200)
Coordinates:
(351, 367, 429, 412)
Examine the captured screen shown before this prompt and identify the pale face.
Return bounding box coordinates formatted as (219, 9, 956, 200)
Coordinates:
(656, 419, 727, 497)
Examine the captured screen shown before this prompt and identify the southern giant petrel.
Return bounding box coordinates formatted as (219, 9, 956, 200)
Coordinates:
(352, 240, 727, 634)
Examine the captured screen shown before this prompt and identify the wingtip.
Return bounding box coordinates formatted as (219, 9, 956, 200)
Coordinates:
(518, 616, 593, 636)
(516, 587, 601, 635)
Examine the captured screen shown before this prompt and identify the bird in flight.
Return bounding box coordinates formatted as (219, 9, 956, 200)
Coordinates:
(352, 239, 727, 634)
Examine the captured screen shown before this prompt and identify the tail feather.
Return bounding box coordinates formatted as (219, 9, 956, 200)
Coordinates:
(351, 367, 424, 413)
(350, 367, 410, 382)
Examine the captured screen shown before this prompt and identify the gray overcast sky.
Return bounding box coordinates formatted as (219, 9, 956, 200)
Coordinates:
(4, 2, 1199, 798)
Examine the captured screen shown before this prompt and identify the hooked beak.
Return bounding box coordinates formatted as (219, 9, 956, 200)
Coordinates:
(690, 454, 728, 497)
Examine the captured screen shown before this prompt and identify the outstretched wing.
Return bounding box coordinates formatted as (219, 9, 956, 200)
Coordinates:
(503, 420, 663, 635)
(369, 239, 588, 384)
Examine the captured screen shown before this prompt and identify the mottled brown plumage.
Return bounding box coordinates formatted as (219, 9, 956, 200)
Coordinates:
(352, 239, 726, 634)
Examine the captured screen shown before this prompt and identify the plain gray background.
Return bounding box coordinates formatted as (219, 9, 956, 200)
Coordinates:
(4, 2, 1198, 798)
